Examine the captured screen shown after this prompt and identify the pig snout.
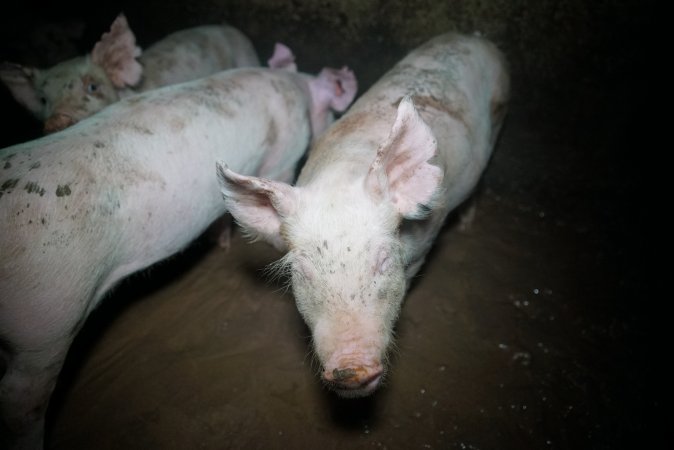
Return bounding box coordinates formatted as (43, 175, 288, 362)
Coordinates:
(322, 360, 384, 397)
(44, 113, 76, 133)
(312, 318, 391, 397)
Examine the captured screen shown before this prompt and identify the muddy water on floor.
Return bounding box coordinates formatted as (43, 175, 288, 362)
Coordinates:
(44, 97, 659, 450)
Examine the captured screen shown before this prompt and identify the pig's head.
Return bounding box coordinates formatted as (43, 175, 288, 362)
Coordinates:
(216, 96, 442, 397)
(266, 42, 356, 138)
(0, 14, 142, 133)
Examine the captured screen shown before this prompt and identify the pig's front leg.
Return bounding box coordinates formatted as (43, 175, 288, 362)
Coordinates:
(1, 340, 71, 450)
(205, 214, 234, 250)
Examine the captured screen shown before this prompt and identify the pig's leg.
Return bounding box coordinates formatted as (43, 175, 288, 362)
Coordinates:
(1, 340, 71, 450)
(458, 199, 477, 232)
(457, 180, 486, 232)
(206, 214, 234, 250)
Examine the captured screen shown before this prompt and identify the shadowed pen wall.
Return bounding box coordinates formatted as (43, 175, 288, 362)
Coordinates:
(0, 1, 660, 449)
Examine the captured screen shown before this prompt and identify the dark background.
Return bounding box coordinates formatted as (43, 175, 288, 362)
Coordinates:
(0, 1, 661, 449)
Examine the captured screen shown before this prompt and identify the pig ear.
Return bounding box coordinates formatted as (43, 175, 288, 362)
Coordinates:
(267, 43, 297, 72)
(365, 95, 443, 219)
(90, 14, 143, 88)
(216, 162, 299, 252)
(0, 63, 43, 117)
(309, 66, 357, 113)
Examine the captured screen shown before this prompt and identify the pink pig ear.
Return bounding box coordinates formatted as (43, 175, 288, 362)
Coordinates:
(216, 162, 299, 252)
(90, 13, 142, 88)
(0, 62, 43, 117)
(310, 66, 357, 113)
(267, 43, 297, 72)
(365, 95, 443, 219)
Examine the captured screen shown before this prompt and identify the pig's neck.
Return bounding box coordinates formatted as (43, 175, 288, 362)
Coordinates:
(299, 109, 389, 186)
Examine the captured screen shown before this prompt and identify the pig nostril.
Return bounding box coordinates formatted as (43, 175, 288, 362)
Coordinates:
(332, 367, 357, 381)
(325, 365, 384, 391)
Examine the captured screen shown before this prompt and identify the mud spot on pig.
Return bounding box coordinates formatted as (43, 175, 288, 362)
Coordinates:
(56, 185, 72, 197)
(93, 141, 106, 149)
(24, 182, 46, 196)
(1, 178, 20, 198)
(2, 154, 17, 170)
(29, 161, 41, 170)
(131, 125, 154, 135)
(332, 368, 357, 381)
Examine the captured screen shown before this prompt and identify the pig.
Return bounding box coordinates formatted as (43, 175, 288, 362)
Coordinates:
(0, 46, 357, 449)
(217, 33, 509, 398)
(0, 14, 260, 133)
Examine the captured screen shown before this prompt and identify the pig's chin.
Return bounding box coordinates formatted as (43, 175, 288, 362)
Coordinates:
(330, 372, 383, 398)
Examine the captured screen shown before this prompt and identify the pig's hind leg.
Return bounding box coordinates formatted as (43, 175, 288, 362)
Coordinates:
(0, 336, 71, 450)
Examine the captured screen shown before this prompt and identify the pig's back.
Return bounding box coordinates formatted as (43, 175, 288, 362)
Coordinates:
(0, 68, 310, 308)
(304, 33, 508, 195)
(352, 32, 508, 155)
(137, 25, 261, 91)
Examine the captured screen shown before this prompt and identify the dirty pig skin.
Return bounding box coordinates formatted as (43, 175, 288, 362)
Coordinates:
(0, 14, 260, 133)
(0, 47, 357, 449)
(218, 33, 509, 398)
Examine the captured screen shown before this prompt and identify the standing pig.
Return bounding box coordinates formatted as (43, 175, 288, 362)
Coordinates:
(0, 14, 260, 133)
(0, 48, 357, 449)
(217, 33, 509, 397)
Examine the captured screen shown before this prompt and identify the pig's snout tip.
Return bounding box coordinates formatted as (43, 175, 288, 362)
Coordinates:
(323, 364, 384, 397)
(44, 113, 75, 134)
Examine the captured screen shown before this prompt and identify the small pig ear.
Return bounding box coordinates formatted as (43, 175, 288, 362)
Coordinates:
(91, 13, 143, 88)
(267, 43, 297, 72)
(365, 95, 443, 219)
(309, 66, 358, 113)
(0, 63, 43, 117)
(216, 162, 298, 252)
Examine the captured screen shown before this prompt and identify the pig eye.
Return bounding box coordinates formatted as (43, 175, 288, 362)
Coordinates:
(86, 83, 99, 94)
(39, 96, 46, 105)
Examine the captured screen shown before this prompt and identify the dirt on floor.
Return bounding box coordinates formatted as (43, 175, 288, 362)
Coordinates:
(41, 88, 660, 449)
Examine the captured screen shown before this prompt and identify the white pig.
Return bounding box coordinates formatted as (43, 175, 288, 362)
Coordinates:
(0, 14, 260, 133)
(217, 33, 509, 398)
(0, 48, 357, 449)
